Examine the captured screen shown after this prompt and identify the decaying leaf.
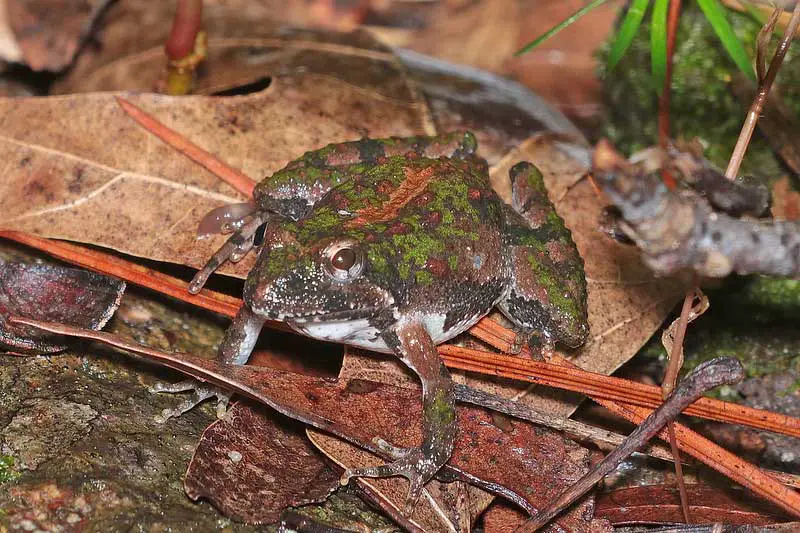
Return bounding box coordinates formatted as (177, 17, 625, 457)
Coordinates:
(595, 484, 789, 526)
(0, 262, 123, 354)
(4, 0, 112, 71)
(184, 402, 339, 524)
(307, 400, 603, 533)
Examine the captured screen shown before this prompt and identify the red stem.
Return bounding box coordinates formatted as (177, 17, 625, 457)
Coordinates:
(165, 0, 203, 60)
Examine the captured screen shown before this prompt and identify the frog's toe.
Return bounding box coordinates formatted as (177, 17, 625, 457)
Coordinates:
(150, 379, 231, 423)
(229, 233, 255, 263)
(372, 437, 409, 457)
(525, 334, 555, 361)
(340, 446, 434, 514)
(508, 327, 532, 355)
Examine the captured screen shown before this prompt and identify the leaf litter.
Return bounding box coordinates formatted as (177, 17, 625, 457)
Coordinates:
(0, 17, 744, 530)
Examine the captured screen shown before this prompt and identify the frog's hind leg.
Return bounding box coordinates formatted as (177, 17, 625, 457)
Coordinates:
(340, 321, 456, 514)
(189, 212, 269, 294)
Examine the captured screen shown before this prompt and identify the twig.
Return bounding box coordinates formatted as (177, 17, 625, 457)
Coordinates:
(725, 2, 800, 179)
(656, 0, 682, 189)
(594, 140, 800, 278)
(663, 288, 696, 523)
(518, 357, 745, 531)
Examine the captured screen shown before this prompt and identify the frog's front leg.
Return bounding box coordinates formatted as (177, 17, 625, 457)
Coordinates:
(340, 320, 456, 513)
(151, 304, 265, 422)
(189, 212, 270, 293)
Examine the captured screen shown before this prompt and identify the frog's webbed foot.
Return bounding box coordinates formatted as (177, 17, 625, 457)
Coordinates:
(523, 332, 556, 361)
(189, 212, 269, 294)
(149, 379, 231, 423)
(150, 306, 266, 422)
(340, 444, 438, 513)
(508, 327, 533, 355)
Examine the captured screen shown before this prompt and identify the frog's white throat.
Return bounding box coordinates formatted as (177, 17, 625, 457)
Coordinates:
(288, 311, 479, 355)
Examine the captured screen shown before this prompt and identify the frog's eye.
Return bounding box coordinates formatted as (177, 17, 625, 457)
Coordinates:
(323, 240, 365, 281)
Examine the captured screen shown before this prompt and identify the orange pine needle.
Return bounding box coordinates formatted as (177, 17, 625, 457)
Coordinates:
(115, 97, 257, 197)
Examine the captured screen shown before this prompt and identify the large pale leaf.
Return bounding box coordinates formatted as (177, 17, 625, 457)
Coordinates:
(0, 46, 430, 274)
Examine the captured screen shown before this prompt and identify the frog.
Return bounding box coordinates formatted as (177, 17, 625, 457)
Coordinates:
(155, 131, 589, 510)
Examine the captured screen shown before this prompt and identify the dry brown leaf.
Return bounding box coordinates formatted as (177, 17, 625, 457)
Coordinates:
(184, 402, 339, 524)
(772, 176, 800, 221)
(5, 0, 110, 71)
(0, 69, 429, 274)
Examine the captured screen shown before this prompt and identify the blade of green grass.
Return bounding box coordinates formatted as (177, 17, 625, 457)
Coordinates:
(697, 0, 757, 81)
(515, 0, 608, 56)
(651, 0, 669, 95)
(609, 0, 652, 70)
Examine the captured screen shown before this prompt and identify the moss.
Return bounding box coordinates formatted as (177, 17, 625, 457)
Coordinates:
(527, 254, 581, 323)
(670, 276, 800, 397)
(391, 233, 445, 280)
(447, 254, 459, 271)
(0, 455, 20, 484)
(297, 207, 345, 240)
(415, 270, 433, 285)
(599, 3, 798, 180)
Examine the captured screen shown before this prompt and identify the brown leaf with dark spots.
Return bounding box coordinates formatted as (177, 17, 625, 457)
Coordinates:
(482, 502, 612, 533)
(0, 262, 123, 354)
(308, 404, 599, 532)
(184, 402, 339, 524)
(594, 484, 790, 526)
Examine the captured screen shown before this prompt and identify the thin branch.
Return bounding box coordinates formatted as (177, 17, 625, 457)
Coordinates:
(521, 357, 745, 531)
(663, 287, 696, 523)
(725, 2, 800, 179)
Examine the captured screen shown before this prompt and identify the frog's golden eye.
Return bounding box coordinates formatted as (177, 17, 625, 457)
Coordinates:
(323, 240, 364, 281)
